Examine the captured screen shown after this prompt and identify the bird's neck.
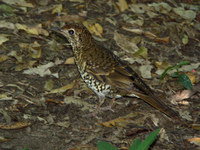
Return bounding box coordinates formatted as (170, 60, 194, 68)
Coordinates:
(72, 36, 95, 56)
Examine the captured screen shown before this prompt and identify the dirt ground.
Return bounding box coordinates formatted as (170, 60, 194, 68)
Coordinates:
(0, 0, 200, 150)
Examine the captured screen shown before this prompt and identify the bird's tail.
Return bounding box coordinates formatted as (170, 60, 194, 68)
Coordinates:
(130, 90, 179, 119)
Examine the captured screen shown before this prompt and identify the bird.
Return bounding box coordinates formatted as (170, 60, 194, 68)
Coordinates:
(52, 23, 179, 118)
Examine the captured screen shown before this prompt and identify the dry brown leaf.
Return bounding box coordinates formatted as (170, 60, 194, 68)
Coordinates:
(52, 4, 63, 14)
(0, 21, 15, 29)
(117, 0, 128, 12)
(114, 32, 139, 54)
(23, 62, 56, 77)
(122, 27, 169, 43)
(100, 117, 127, 127)
(153, 37, 170, 43)
(144, 31, 157, 39)
(139, 65, 153, 79)
(99, 112, 137, 127)
(0, 122, 31, 130)
(28, 41, 42, 59)
(154, 62, 171, 69)
(64, 96, 94, 112)
(1, 0, 34, 8)
(83, 21, 103, 37)
(65, 57, 75, 64)
(15, 23, 49, 36)
(185, 72, 196, 84)
(55, 14, 85, 23)
(0, 34, 9, 45)
(45, 99, 64, 104)
(0, 55, 9, 63)
(172, 90, 194, 103)
(47, 82, 75, 94)
(192, 124, 200, 130)
(122, 27, 143, 34)
(188, 137, 200, 146)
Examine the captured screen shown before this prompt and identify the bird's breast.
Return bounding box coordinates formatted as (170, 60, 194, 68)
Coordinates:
(79, 70, 112, 99)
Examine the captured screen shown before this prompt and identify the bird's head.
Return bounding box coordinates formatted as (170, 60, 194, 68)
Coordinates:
(52, 24, 93, 49)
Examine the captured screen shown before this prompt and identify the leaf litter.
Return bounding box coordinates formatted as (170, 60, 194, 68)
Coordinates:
(0, 0, 199, 149)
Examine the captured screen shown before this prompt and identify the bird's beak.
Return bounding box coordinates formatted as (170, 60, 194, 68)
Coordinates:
(50, 27, 62, 33)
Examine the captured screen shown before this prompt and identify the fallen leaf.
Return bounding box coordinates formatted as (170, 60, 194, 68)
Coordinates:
(134, 46, 148, 59)
(179, 110, 192, 121)
(114, 32, 139, 54)
(56, 121, 70, 128)
(15, 23, 49, 36)
(100, 112, 137, 127)
(55, 14, 85, 23)
(0, 136, 10, 142)
(173, 7, 196, 21)
(65, 57, 75, 64)
(117, 0, 128, 12)
(188, 137, 200, 146)
(0, 20, 15, 29)
(182, 34, 189, 45)
(45, 99, 63, 104)
(192, 124, 200, 130)
(100, 117, 127, 127)
(8, 51, 23, 63)
(148, 2, 172, 14)
(16, 23, 38, 35)
(52, 4, 63, 14)
(44, 79, 54, 91)
(122, 27, 170, 43)
(47, 82, 75, 94)
(154, 36, 170, 43)
(144, 31, 157, 39)
(172, 90, 194, 103)
(0, 122, 31, 130)
(0, 55, 9, 62)
(0, 34, 9, 45)
(15, 60, 37, 71)
(185, 72, 196, 84)
(1, 0, 34, 8)
(155, 62, 171, 70)
(139, 65, 153, 79)
(23, 62, 55, 77)
(178, 63, 200, 72)
(28, 41, 42, 59)
(83, 21, 103, 37)
(64, 96, 94, 112)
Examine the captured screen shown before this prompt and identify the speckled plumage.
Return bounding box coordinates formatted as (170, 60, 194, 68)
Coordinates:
(53, 23, 179, 118)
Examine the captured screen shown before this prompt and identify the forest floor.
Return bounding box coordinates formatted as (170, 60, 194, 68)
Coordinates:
(0, 0, 200, 150)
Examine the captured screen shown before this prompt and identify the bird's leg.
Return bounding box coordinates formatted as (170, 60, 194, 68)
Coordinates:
(92, 98, 105, 116)
(92, 98, 115, 116)
(99, 98, 115, 112)
(84, 97, 115, 117)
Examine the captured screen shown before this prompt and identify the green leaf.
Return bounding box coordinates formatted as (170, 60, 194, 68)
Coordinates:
(178, 74, 192, 90)
(160, 66, 176, 80)
(136, 128, 160, 150)
(177, 61, 190, 67)
(170, 72, 179, 78)
(129, 138, 141, 150)
(97, 141, 118, 150)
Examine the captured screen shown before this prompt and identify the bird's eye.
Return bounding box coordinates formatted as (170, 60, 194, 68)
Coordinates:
(68, 30, 74, 35)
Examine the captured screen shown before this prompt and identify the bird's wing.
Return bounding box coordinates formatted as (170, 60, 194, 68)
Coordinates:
(85, 51, 179, 118)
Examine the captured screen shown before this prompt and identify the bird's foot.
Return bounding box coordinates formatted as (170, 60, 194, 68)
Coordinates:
(99, 105, 115, 112)
(98, 98, 115, 112)
(83, 98, 115, 117)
